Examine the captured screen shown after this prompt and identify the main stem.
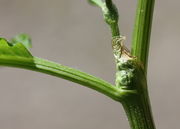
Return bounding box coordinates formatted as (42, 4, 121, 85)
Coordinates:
(122, 0, 156, 129)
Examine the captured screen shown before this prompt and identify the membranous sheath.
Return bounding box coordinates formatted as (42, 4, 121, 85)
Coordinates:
(112, 36, 139, 90)
(112, 36, 128, 60)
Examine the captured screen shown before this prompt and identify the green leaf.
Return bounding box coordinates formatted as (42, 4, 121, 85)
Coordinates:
(0, 38, 32, 58)
(10, 33, 32, 49)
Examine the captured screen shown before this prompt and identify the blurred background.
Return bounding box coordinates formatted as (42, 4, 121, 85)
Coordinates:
(0, 0, 179, 129)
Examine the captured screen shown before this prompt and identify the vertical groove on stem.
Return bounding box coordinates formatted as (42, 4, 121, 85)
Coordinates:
(122, 96, 156, 129)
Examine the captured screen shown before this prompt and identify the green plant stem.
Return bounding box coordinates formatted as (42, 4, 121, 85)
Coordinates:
(131, 0, 155, 74)
(104, 0, 120, 37)
(0, 56, 123, 101)
(121, 0, 156, 129)
(89, 0, 120, 37)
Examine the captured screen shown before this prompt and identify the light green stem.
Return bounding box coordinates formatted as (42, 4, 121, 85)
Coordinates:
(131, 0, 155, 74)
(0, 56, 122, 101)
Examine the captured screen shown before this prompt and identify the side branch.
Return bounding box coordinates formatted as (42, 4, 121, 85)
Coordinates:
(0, 56, 122, 101)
